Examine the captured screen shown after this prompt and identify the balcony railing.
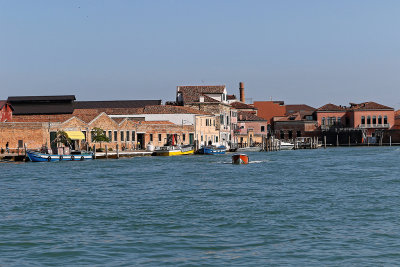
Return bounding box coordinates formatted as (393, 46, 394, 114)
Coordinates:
(358, 124, 390, 129)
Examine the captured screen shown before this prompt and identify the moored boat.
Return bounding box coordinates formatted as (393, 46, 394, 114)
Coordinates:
(198, 145, 226, 155)
(27, 150, 94, 162)
(236, 146, 262, 152)
(152, 145, 194, 156)
(232, 154, 249, 165)
(279, 141, 294, 150)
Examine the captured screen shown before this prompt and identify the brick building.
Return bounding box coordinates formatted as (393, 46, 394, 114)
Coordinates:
(236, 111, 268, 147)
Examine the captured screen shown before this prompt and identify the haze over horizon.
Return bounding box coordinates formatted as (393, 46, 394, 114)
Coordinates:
(1, 0, 400, 109)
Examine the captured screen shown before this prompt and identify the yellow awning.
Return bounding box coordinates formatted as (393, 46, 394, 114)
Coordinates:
(65, 131, 85, 140)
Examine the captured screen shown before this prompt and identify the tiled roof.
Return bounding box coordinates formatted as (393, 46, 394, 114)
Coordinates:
(177, 85, 226, 103)
(91, 105, 213, 116)
(237, 111, 267, 121)
(395, 110, 400, 118)
(285, 104, 315, 115)
(230, 101, 257, 110)
(74, 100, 161, 109)
(227, 94, 237, 100)
(350, 102, 393, 110)
(274, 111, 315, 122)
(316, 103, 346, 111)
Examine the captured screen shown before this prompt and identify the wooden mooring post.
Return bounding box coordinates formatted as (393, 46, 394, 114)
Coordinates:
(336, 134, 339, 147)
(390, 136, 392, 146)
(324, 136, 326, 149)
(105, 145, 108, 159)
(348, 136, 351, 147)
(116, 144, 119, 159)
(93, 144, 96, 159)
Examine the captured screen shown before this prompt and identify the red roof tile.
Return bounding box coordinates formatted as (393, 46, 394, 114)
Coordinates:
(350, 102, 393, 110)
(316, 103, 346, 111)
(237, 111, 267, 121)
(230, 101, 257, 110)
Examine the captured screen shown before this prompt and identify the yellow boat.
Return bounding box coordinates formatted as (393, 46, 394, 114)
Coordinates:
(153, 145, 194, 156)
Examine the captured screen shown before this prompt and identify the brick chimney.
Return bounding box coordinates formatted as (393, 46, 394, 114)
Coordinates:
(239, 82, 245, 103)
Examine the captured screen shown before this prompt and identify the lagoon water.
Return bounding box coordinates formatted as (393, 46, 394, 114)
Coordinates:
(1, 147, 400, 266)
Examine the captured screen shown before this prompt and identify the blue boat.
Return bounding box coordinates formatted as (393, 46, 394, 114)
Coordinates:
(198, 145, 226, 155)
(26, 150, 94, 162)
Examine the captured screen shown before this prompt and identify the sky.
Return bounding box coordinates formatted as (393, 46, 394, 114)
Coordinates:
(1, 0, 400, 109)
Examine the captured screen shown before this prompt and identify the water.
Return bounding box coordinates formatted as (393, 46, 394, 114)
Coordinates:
(1, 147, 400, 266)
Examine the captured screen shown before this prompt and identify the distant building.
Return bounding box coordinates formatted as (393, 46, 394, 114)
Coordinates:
(316, 102, 395, 143)
(236, 111, 268, 147)
(0, 100, 13, 122)
(176, 85, 232, 147)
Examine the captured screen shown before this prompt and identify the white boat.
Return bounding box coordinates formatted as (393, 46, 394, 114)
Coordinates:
(279, 141, 294, 150)
(236, 146, 262, 152)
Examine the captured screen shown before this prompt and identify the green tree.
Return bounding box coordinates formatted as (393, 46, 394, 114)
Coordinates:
(91, 127, 110, 148)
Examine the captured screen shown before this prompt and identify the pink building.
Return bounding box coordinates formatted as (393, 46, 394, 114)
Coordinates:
(236, 111, 268, 147)
(316, 102, 395, 140)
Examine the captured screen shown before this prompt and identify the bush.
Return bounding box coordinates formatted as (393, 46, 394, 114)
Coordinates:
(95, 148, 105, 152)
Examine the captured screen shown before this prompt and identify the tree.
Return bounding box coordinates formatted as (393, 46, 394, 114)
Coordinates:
(54, 130, 72, 147)
(91, 127, 110, 148)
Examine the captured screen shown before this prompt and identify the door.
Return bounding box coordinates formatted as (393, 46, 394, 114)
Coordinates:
(137, 133, 145, 149)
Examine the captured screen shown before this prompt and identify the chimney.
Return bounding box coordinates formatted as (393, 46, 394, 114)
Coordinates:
(239, 82, 245, 103)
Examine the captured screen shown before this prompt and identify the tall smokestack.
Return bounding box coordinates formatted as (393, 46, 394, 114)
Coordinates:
(239, 82, 245, 103)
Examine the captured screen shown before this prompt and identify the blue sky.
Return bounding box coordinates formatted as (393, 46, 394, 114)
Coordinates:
(1, 0, 399, 108)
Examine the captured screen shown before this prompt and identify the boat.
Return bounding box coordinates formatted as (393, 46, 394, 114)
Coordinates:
(236, 146, 262, 152)
(26, 150, 94, 162)
(279, 141, 294, 150)
(152, 145, 194, 156)
(232, 154, 249, 164)
(198, 145, 226, 155)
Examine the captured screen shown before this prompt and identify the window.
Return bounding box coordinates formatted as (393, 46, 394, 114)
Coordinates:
(132, 131, 135, 141)
(384, 116, 388, 125)
(372, 116, 376, 125)
(108, 131, 112, 140)
(280, 130, 285, 139)
(322, 117, 326, 126)
(361, 116, 365, 125)
(126, 131, 130, 141)
(367, 116, 371, 125)
(288, 131, 293, 139)
(201, 135, 203, 142)
(120, 131, 124, 142)
(91, 131, 95, 142)
(261, 126, 265, 132)
(213, 120, 215, 126)
(18, 140, 23, 148)
(297, 131, 301, 137)
(220, 114, 224, 124)
(114, 131, 118, 142)
(337, 117, 341, 125)
(378, 115, 382, 124)
(216, 136, 218, 142)
(183, 134, 186, 141)
(150, 134, 153, 142)
(158, 134, 162, 142)
(226, 116, 229, 125)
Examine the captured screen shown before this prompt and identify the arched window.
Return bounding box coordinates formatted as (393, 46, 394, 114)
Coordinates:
(367, 116, 371, 125)
(384, 116, 388, 125)
(378, 115, 382, 125)
(361, 116, 365, 125)
(372, 116, 376, 125)
(322, 117, 326, 125)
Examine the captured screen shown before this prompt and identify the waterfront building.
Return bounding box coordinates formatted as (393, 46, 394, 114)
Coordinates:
(316, 102, 395, 143)
(272, 111, 318, 140)
(235, 111, 268, 147)
(176, 85, 232, 148)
